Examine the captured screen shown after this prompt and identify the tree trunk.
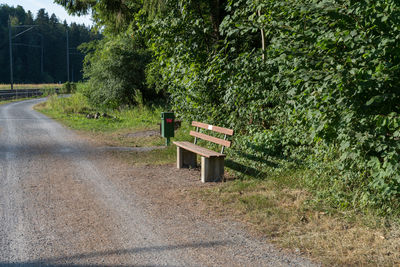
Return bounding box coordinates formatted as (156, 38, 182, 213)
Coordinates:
(258, 9, 265, 60)
(209, 0, 226, 42)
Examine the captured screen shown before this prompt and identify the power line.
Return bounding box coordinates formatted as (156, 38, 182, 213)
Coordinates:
(12, 26, 36, 39)
(66, 30, 70, 82)
(13, 43, 41, 48)
(8, 18, 13, 90)
(8, 19, 44, 89)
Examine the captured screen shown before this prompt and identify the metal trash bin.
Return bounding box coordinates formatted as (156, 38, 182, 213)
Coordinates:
(161, 112, 175, 145)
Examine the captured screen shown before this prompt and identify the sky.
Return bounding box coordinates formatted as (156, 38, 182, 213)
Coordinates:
(1, 0, 93, 26)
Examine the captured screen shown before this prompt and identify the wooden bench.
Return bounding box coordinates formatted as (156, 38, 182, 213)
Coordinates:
(173, 121, 234, 182)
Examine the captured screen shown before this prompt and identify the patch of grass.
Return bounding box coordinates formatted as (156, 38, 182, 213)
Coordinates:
(36, 94, 166, 132)
(0, 83, 61, 90)
(196, 172, 400, 265)
(34, 93, 192, 164)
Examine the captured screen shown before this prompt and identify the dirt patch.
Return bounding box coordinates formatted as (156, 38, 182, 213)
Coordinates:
(21, 154, 130, 265)
(96, 146, 165, 152)
(125, 130, 159, 138)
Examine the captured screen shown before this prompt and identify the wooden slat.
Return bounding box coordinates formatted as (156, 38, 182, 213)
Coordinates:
(192, 121, 234, 136)
(190, 131, 231, 148)
(173, 141, 226, 158)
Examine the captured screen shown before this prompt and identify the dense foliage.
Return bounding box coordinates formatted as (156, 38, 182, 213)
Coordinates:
(0, 4, 100, 83)
(56, 0, 400, 214)
(80, 34, 153, 108)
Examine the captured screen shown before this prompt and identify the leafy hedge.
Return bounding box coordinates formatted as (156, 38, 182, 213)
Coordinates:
(147, 0, 400, 213)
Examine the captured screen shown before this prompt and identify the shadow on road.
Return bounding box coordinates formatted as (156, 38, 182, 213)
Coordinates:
(0, 240, 230, 266)
(0, 142, 158, 160)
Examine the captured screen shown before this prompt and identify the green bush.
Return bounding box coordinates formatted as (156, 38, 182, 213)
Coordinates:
(46, 93, 91, 114)
(61, 82, 77, 94)
(80, 33, 160, 109)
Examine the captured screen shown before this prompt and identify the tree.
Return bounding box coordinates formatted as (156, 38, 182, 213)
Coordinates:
(0, 4, 101, 83)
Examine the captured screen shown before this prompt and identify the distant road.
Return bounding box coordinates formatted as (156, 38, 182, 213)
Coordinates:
(0, 98, 316, 266)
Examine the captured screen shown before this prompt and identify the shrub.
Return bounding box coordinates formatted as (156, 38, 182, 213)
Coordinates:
(81, 34, 159, 109)
(61, 82, 77, 94)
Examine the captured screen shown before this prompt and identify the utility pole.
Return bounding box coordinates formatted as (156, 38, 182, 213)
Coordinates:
(8, 17, 14, 90)
(68, 48, 83, 82)
(39, 33, 44, 74)
(8, 21, 38, 89)
(66, 30, 70, 82)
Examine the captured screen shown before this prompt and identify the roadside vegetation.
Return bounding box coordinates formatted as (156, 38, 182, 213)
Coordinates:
(33, 0, 400, 265)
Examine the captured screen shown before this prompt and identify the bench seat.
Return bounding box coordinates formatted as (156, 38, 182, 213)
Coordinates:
(173, 121, 233, 183)
(173, 141, 226, 158)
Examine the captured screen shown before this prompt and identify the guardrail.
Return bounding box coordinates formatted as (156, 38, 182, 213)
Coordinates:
(0, 88, 60, 100)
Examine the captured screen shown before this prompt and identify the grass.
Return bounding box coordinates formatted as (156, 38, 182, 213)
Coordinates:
(0, 83, 61, 90)
(35, 94, 157, 131)
(34, 93, 192, 165)
(196, 173, 400, 265)
(35, 93, 400, 266)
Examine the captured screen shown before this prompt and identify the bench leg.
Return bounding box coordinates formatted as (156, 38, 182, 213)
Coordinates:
(201, 156, 224, 183)
(177, 147, 197, 169)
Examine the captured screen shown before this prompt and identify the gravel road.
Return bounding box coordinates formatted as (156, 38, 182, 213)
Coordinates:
(0, 98, 317, 266)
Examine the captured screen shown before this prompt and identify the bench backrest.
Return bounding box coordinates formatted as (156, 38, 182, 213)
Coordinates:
(190, 121, 234, 154)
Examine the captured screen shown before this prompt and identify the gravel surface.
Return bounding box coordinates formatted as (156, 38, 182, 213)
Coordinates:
(0, 98, 318, 266)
